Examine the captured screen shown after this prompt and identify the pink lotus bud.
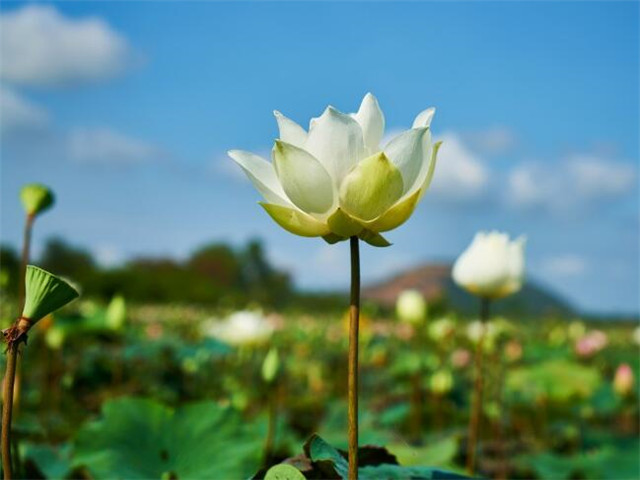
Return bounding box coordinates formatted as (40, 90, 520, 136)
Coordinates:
(450, 348, 471, 369)
(613, 364, 634, 396)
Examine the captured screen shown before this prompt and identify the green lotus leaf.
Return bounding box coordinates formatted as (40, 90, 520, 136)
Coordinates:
(23, 443, 73, 479)
(264, 464, 306, 480)
(22, 265, 79, 323)
(303, 435, 469, 480)
(20, 183, 55, 217)
(72, 397, 263, 479)
(260, 202, 330, 237)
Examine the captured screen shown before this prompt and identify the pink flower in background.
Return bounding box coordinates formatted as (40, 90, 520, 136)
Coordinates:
(613, 364, 635, 396)
(574, 330, 608, 358)
(451, 348, 471, 369)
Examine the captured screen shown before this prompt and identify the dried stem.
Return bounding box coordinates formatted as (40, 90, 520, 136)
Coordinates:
(2, 342, 19, 480)
(466, 297, 490, 475)
(348, 236, 360, 480)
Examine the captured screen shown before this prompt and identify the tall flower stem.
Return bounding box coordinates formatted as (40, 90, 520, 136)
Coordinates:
(348, 236, 360, 480)
(466, 297, 490, 475)
(2, 342, 19, 480)
(18, 215, 34, 314)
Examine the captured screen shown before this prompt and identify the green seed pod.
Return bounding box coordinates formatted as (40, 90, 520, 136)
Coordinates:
(22, 265, 79, 324)
(20, 183, 55, 217)
(262, 347, 280, 384)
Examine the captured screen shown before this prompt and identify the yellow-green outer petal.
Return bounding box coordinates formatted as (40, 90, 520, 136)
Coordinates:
(260, 202, 329, 237)
(327, 209, 364, 237)
(359, 230, 392, 247)
(20, 184, 54, 216)
(339, 152, 404, 221)
(22, 265, 79, 323)
(322, 233, 347, 245)
(365, 188, 421, 233)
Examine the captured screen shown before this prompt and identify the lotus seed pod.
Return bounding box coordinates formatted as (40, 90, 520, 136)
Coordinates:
(20, 183, 54, 217)
(22, 265, 79, 325)
(396, 290, 427, 325)
(262, 347, 280, 384)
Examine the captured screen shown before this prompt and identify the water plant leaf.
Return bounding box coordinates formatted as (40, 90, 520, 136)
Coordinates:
(22, 266, 79, 323)
(20, 183, 55, 216)
(303, 435, 470, 480)
(264, 464, 306, 480)
(72, 397, 262, 479)
(22, 443, 73, 479)
(506, 359, 601, 403)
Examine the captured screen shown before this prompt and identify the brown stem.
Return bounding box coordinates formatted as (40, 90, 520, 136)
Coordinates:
(2, 343, 19, 480)
(348, 236, 360, 480)
(466, 297, 490, 476)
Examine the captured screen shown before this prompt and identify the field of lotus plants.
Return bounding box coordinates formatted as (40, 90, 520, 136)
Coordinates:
(1, 93, 638, 480)
(0, 295, 638, 479)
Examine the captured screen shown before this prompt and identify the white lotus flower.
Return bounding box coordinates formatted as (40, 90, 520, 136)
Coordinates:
(229, 93, 441, 247)
(205, 310, 274, 346)
(452, 231, 526, 299)
(396, 289, 427, 324)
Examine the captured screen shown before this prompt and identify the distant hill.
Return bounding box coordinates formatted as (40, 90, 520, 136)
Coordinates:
(362, 263, 574, 317)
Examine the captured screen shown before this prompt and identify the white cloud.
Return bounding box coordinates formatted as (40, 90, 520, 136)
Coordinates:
(0, 85, 49, 135)
(429, 132, 490, 201)
(541, 254, 588, 277)
(0, 5, 131, 87)
(68, 128, 160, 164)
(508, 155, 637, 211)
(464, 126, 517, 155)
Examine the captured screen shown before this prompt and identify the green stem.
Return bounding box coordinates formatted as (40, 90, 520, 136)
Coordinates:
(466, 297, 490, 476)
(2, 343, 18, 480)
(348, 236, 360, 480)
(263, 383, 278, 467)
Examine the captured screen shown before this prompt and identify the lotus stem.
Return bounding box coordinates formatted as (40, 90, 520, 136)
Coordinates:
(466, 296, 490, 475)
(348, 236, 360, 480)
(18, 214, 34, 314)
(2, 342, 19, 480)
(263, 383, 278, 466)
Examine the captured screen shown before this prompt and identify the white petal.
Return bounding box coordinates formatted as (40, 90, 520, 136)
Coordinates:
(384, 127, 429, 194)
(228, 150, 290, 206)
(412, 107, 436, 129)
(304, 106, 365, 185)
(352, 93, 385, 155)
(274, 110, 307, 147)
(272, 140, 335, 214)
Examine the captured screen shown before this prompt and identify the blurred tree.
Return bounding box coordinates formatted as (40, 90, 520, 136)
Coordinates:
(0, 245, 20, 296)
(40, 237, 96, 287)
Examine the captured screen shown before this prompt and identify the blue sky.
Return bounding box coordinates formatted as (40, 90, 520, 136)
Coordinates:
(1, 1, 638, 314)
